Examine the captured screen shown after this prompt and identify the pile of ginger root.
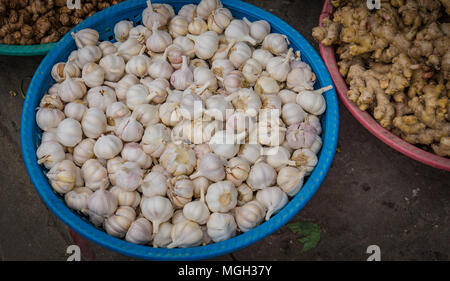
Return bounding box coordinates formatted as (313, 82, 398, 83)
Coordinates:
(0, 0, 122, 45)
(313, 0, 450, 157)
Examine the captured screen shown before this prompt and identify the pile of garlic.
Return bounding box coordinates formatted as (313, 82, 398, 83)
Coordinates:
(35, 0, 332, 248)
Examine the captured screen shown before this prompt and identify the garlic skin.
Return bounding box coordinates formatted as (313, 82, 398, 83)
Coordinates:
(209, 130, 246, 159)
(160, 143, 196, 176)
(296, 86, 332, 115)
(87, 188, 118, 226)
(211, 59, 234, 79)
(167, 220, 203, 248)
(187, 31, 219, 60)
(117, 38, 144, 62)
(183, 199, 210, 225)
(221, 70, 245, 93)
(81, 108, 107, 139)
(193, 67, 218, 91)
(229, 41, 252, 68)
(226, 157, 250, 186)
(73, 138, 95, 166)
(277, 166, 305, 196)
(104, 206, 136, 238)
(57, 77, 87, 103)
(237, 184, 253, 206)
(141, 123, 171, 158)
(286, 122, 318, 150)
(208, 8, 232, 34)
(115, 161, 144, 192)
(234, 200, 266, 232)
(110, 186, 141, 208)
(41, 131, 58, 143)
(131, 104, 160, 127)
(82, 159, 110, 191)
(262, 33, 289, 55)
(169, 15, 189, 37)
(238, 143, 262, 164)
(36, 141, 65, 169)
(141, 195, 174, 233)
(193, 176, 210, 199)
(107, 156, 124, 186)
(225, 20, 257, 46)
(256, 187, 288, 220)
(40, 94, 64, 110)
(252, 49, 273, 69)
(129, 25, 152, 44)
(94, 135, 123, 160)
(47, 160, 81, 194)
(125, 52, 152, 78)
(72, 29, 99, 49)
(104, 74, 139, 101)
(226, 110, 257, 135)
(166, 44, 186, 69)
(266, 48, 292, 82)
(121, 143, 152, 169)
(205, 181, 237, 212)
(265, 146, 296, 171)
(147, 23, 173, 53)
(86, 86, 117, 112)
(53, 118, 83, 147)
(65, 187, 93, 214)
(247, 161, 277, 191)
(227, 88, 262, 116)
(207, 212, 237, 242)
(141, 77, 170, 104)
(242, 58, 263, 85)
(82, 62, 105, 88)
(152, 221, 173, 248)
(178, 4, 197, 22)
(115, 116, 144, 143)
(196, 0, 222, 19)
(114, 20, 133, 42)
(126, 84, 153, 110)
(141, 171, 168, 197)
(170, 56, 193, 90)
(243, 18, 271, 44)
(190, 153, 226, 182)
(51, 63, 66, 82)
(188, 17, 208, 35)
(126, 217, 153, 245)
(99, 41, 118, 56)
(291, 148, 318, 175)
(282, 103, 306, 126)
(262, 94, 282, 113)
(167, 176, 195, 209)
(99, 54, 126, 82)
(278, 89, 297, 105)
(254, 75, 280, 96)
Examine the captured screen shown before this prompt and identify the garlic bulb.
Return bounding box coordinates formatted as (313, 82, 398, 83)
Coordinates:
(226, 88, 262, 116)
(229, 41, 252, 68)
(104, 74, 139, 101)
(107, 156, 124, 186)
(114, 20, 133, 42)
(207, 212, 237, 242)
(167, 220, 203, 248)
(266, 48, 292, 82)
(225, 20, 257, 46)
(141, 123, 171, 157)
(238, 143, 262, 164)
(141, 171, 168, 197)
(110, 186, 141, 208)
(36, 107, 65, 132)
(51, 63, 66, 82)
(286, 122, 318, 150)
(106, 102, 131, 123)
(193, 176, 210, 198)
(40, 94, 64, 110)
(172, 210, 189, 225)
(82, 62, 105, 88)
(82, 159, 109, 191)
(204, 94, 233, 121)
(188, 17, 208, 35)
(208, 8, 232, 34)
(234, 200, 265, 232)
(52, 118, 83, 147)
(73, 138, 95, 166)
(209, 130, 246, 159)
(47, 160, 82, 194)
(277, 166, 305, 196)
(41, 131, 58, 143)
(142, 0, 169, 29)
(237, 184, 253, 206)
(115, 116, 144, 142)
(167, 175, 195, 209)
(72, 29, 99, 49)
(262, 33, 289, 55)
(131, 104, 160, 127)
(117, 37, 145, 62)
(86, 86, 117, 112)
(286, 66, 315, 92)
(278, 89, 297, 105)
(99, 41, 118, 56)
(179, 89, 204, 120)
(291, 148, 318, 175)
(170, 56, 193, 90)
(94, 134, 123, 160)
(247, 161, 277, 190)
(178, 4, 197, 22)
(173, 36, 195, 59)
(81, 108, 107, 139)
(36, 141, 65, 169)
(282, 103, 306, 126)
(166, 44, 186, 69)
(141, 195, 174, 233)
(252, 49, 273, 69)
(87, 189, 118, 226)
(256, 187, 288, 220)
(242, 58, 263, 85)
(226, 110, 257, 135)
(125, 49, 152, 78)
(225, 157, 250, 186)
(255, 112, 286, 147)
(265, 146, 296, 170)
(104, 206, 136, 238)
(65, 187, 93, 214)
(183, 199, 210, 225)
(148, 51, 173, 80)
(169, 15, 189, 37)
(205, 181, 237, 212)
(296, 86, 332, 115)
(147, 23, 172, 53)
(196, 0, 222, 19)
(190, 153, 226, 182)
(193, 67, 218, 91)
(115, 161, 144, 191)
(160, 143, 196, 176)
(261, 94, 282, 114)
(243, 18, 271, 44)
(141, 77, 170, 104)
(99, 54, 126, 82)
(211, 59, 234, 79)
(193, 143, 211, 159)
(254, 75, 280, 96)
(76, 45, 102, 69)
(57, 77, 87, 102)
(152, 221, 173, 248)
(121, 143, 151, 169)
(220, 70, 245, 93)
(187, 31, 219, 60)
(153, 3, 175, 21)
(126, 217, 153, 244)
(129, 25, 152, 44)
(310, 135, 323, 154)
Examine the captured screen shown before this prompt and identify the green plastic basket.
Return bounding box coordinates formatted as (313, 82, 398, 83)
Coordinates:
(0, 43, 56, 56)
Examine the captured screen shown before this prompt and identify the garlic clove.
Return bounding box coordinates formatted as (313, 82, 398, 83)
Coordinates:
(225, 157, 251, 186)
(277, 166, 305, 196)
(104, 206, 136, 238)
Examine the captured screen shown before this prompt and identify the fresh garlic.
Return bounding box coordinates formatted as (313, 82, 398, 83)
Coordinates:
(172, 210, 189, 225)
(99, 54, 126, 82)
(234, 200, 265, 232)
(81, 159, 109, 191)
(193, 67, 218, 91)
(36, 141, 65, 169)
(211, 59, 234, 79)
(107, 156, 124, 186)
(252, 49, 273, 69)
(229, 41, 252, 68)
(211, 40, 235, 61)
(266, 48, 292, 82)
(277, 166, 305, 196)
(141, 77, 170, 104)
(178, 4, 197, 22)
(225, 20, 257, 46)
(167, 220, 203, 248)
(125, 48, 152, 78)
(167, 175, 195, 209)
(48, 83, 60, 96)
(141, 171, 168, 197)
(142, 0, 169, 29)
(153, 3, 175, 21)
(152, 221, 173, 248)
(94, 134, 123, 160)
(254, 112, 286, 147)
(57, 77, 87, 103)
(104, 74, 139, 101)
(170, 56, 193, 90)
(147, 22, 173, 53)
(173, 36, 195, 59)
(159, 102, 182, 127)
(115, 161, 144, 191)
(209, 130, 246, 159)
(242, 58, 263, 85)
(193, 176, 210, 199)
(261, 94, 282, 113)
(291, 148, 318, 175)
(243, 18, 271, 44)
(87, 188, 118, 226)
(310, 135, 322, 154)
(110, 186, 141, 208)
(187, 31, 219, 60)
(99, 41, 118, 56)
(76, 45, 102, 69)
(51, 63, 66, 83)
(225, 157, 251, 186)
(254, 75, 280, 96)
(238, 143, 262, 164)
(282, 103, 306, 126)
(121, 143, 152, 169)
(220, 70, 246, 93)
(141, 195, 174, 233)
(265, 146, 296, 170)
(204, 94, 233, 121)
(126, 84, 153, 110)
(72, 29, 99, 49)
(52, 118, 83, 147)
(86, 86, 117, 112)
(104, 206, 136, 238)
(41, 131, 58, 143)
(114, 20, 133, 42)
(247, 161, 277, 190)
(36, 107, 65, 132)
(278, 89, 297, 105)
(148, 50, 174, 80)
(129, 25, 152, 44)
(126, 217, 153, 244)
(141, 123, 171, 158)
(81, 62, 105, 88)
(296, 86, 332, 115)
(207, 212, 237, 242)
(169, 15, 189, 37)
(190, 153, 226, 182)
(226, 88, 262, 116)
(81, 108, 107, 139)
(208, 8, 232, 34)
(286, 66, 315, 92)
(226, 110, 257, 134)
(131, 104, 160, 127)
(64, 187, 93, 214)
(286, 122, 318, 150)
(179, 88, 205, 120)
(73, 138, 95, 166)
(205, 181, 237, 212)
(188, 17, 208, 35)
(237, 184, 253, 206)
(262, 33, 289, 55)
(47, 160, 81, 194)
(166, 44, 186, 69)
(256, 186, 288, 220)
(196, 0, 222, 19)
(160, 143, 196, 176)
(183, 197, 210, 225)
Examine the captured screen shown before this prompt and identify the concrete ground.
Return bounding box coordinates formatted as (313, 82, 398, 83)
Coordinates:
(0, 0, 449, 261)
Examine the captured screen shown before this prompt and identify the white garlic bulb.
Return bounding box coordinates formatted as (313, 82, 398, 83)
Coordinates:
(131, 104, 160, 127)
(86, 86, 117, 112)
(193, 176, 210, 199)
(47, 160, 82, 194)
(207, 212, 237, 242)
(252, 49, 273, 69)
(262, 33, 289, 55)
(238, 143, 262, 164)
(188, 17, 208, 35)
(105, 101, 131, 123)
(142, 0, 169, 29)
(178, 4, 197, 22)
(147, 23, 173, 53)
(286, 66, 315, 92)
(125, 50, 152, 78)
(205, 181, 237, 212)
(173, 36, 195, 59)
(172, 210, 189, 225)
(73, 138, 95, 166)
(286, 122, 318, 150)
(193, 66, 218, 91)
(81, 108, 107, 139)
(167, 175, 195, 209)
(126, 217, 153, 244)
(41, 131, 58, 143)
(82, 159, 109, 191)
(211, 59, 234, 79)
(121, 143, 152, 169)
(310, 135, 323, 154)
(207, 8, 232, 34)
(57, 77, 87, 103)
(141, 171, 167, 197)
(76, 45, 102, 69)
(52, 118, 83, 147)
(282, 103, 306, 126)
(209, 130, 246, 159)
(104, 74, 139, 101)
(126, 84, 154, 110)
(99, 41, 118, 56)
(141, 123, 171, 158)
(148, 51, 174, 80)
(196, 0, 222, 19)
(243, 18, 271, 44)
(141, 195, 174, 233)
(169, 15, 189, 37)
(94, 134, 123, 160)
(63, 100, 86, 122)
(110, 186, 141, 208)
(115, 115, 144, 142)
(107, 156, 124, 186)
(226, 110, 257, 134)
(37, 106, 66, 131)
(242, 58, 263, 85)
(36, 141, 65, 169)
(104, 206, 136, 238)
(99, 54, 126, 82)
(129, 25, 152, 44)
(87, 188, 118, 226)
(234, 200, 265, 232)
(278, 89, 297, 105)
(167, 220, 203, 248)
(204, 94, 234, 121)
(170, 56, 193, 90)
(265, 146, 296, 170)
(115, 161, 144, 191)
(226, 88, 262, 116)
(51, 63, 67, 82)
(82, 62, 105, 88)
(229, 41, 252, 68)
(72, 29, 99, 49)
(254, 75, 280, 96)
(141, 77, 170, 104)
(183, 199, 210, 225)
(237, 183, 253, 206)
(152, 221, 173, 248)
(225, 157, 250, 186)
(277, 166, 305, 196)
(64, 187, 93, 214)
(117, 37, 144, 62)
(266, 48, 292, 82)
(166, 44, 186, 69)
(187, 31, 219, 60)
(179, 89, 204, 120)
(247, 161, 277, 190)
(296, 86, 332, 115)
(225, 20, 257, 46)
(190, 153, 226, 182)
(160, 143, 196, 176)
(256, 186, 288, 220)
(291, 148, 318, 175)
(114, 20, 133, 42)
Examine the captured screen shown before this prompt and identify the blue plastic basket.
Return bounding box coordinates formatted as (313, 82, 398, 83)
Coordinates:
(21, 0, 339, 260)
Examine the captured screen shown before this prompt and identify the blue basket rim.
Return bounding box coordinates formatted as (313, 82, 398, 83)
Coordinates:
(21, 0, 339, 261)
